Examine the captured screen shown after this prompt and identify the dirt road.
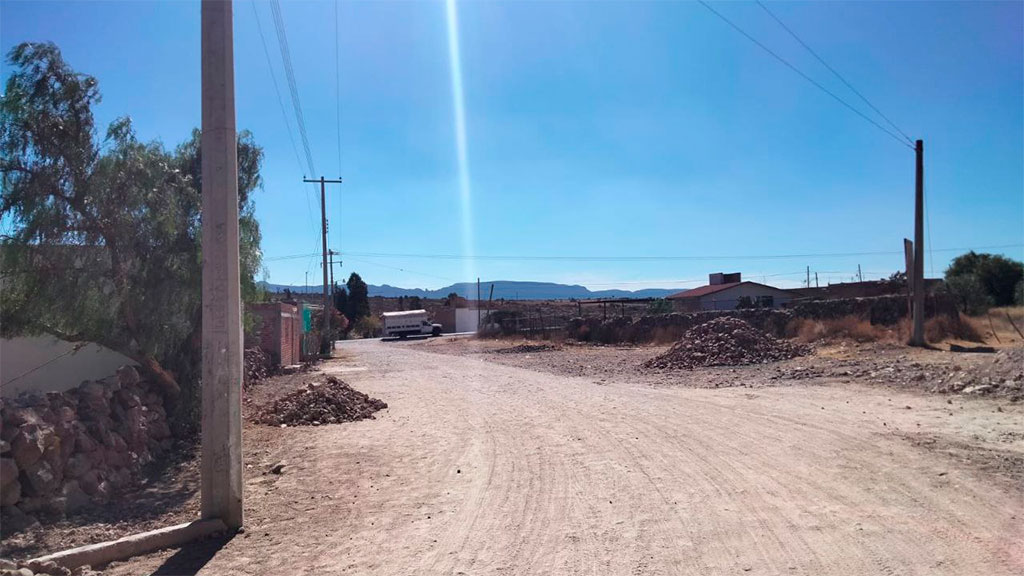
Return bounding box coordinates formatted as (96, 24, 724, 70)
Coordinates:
(110, 339, 1023, 575)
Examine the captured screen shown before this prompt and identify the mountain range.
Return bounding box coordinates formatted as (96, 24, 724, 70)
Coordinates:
(260, 280, 682, 300)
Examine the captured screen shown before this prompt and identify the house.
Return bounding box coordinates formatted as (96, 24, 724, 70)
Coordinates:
(667, 273, 795, 311)
(249, 302, 302, 366)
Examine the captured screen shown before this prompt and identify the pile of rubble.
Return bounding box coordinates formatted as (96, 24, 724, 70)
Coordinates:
(0, 366, 174, 534)
(0, 558, 100, 576)
(256, 376, 387, 427)
(644, 317, 809, 370)
(494, 344, 560, 354)
(243, 346, 274, 389)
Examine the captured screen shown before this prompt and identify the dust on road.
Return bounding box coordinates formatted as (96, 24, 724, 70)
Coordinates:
(107, 338, 1023, 575)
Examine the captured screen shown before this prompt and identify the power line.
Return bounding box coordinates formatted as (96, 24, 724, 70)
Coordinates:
(263, 243, 1023, 263)
(334, 0, 343, 177)
(269, 0, 316, 176)
(696, 0, 914, 150)
(251, 0, 317, 237)
(755, 0, 914, 145)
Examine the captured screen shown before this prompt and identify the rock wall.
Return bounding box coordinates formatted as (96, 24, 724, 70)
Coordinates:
(566, 295, 959, 344)
(0, 366, 174, 532)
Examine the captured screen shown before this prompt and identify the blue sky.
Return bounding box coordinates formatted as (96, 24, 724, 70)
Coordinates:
(2, 0, 1022, 291)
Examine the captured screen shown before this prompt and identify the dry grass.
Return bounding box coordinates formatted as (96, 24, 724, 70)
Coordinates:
(924, 314, 983, 343)
(786, 315, 896, 344)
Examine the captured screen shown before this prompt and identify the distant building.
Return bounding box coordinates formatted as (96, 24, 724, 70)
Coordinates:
(667, 272, 795, 311)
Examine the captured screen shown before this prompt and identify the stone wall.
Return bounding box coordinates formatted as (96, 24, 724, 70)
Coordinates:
(0, 366, 174, 532)
(566, 295, 959, 344)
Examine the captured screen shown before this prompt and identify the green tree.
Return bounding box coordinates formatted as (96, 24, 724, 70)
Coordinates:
(945, 274, 991, 315)
(0, 43, 264, 432)
(345, 272, 370, 323)
(945, 251, 1024, 307)
(408, 295, 422, 310)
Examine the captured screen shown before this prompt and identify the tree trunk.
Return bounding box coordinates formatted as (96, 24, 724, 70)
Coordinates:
(135, 354, 182, 397)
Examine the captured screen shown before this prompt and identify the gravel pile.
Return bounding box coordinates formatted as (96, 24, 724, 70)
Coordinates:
(256, 376, 387, 426)
(494, 344, 560, 354)
(644, 317, 809, 370)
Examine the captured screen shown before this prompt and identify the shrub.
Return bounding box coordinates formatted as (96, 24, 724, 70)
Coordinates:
(352, 316, 381, 339)
(946, 274, 992, 315)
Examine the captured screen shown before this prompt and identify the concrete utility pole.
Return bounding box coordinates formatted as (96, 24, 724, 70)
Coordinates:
(304, 176, 343, 354)
(857, 264, 863, 283)
(911, 140, 926, 346)
(200, 0, 243, 530)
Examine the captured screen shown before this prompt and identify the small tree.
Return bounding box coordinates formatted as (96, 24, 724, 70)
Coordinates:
(408, 295, 422, 310)
(0, 43, 264, 433)
(946, 251, 1024, 307)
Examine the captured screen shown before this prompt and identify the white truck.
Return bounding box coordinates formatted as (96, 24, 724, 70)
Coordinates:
(381, 310, 443, 339)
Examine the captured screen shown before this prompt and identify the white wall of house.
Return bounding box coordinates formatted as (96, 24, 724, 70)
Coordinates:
(1, 336, 135, 398)
(455, 308, 483, 333)
(697, 283, 795, 311)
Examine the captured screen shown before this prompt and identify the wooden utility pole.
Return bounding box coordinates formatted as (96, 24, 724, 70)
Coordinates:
(304, 176, 343, 353)
(857, 264, 863, 283)
(911, 140, 926, 346)
(477, 278, 481, 332)
(200, 0, 243, 530)
(814, 272, 819, 288)
(806, 266, 810, 288)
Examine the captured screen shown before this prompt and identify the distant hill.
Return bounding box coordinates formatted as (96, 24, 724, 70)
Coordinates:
(260, 280, 681, 300)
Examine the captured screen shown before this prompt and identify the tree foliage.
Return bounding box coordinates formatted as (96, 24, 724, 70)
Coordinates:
(1, 42, 264, 431)
(945, 251, 1023, 308)
(345, 272, 370, 323)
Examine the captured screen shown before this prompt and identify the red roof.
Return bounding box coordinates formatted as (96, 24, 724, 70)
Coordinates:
(666, 281, 742, 300)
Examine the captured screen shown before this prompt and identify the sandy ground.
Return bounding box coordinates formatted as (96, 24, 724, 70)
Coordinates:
(97, 337, 1023, 575)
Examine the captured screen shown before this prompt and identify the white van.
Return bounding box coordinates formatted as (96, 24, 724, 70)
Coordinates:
(381, 310, 443, 339)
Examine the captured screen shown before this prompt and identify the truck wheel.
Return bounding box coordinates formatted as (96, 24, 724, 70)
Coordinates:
(432, 327, 442, 337)
(399, 333, 408, 340)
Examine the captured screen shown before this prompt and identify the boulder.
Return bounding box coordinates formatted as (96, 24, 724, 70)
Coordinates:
(117, 365, 140, 388)
(0, 440, 10, 455)
(0, 477, 20, 507)
(0, 504, 38, 533)
(78, 470, 102, 496)
(10, 425, 51, 469)
(21, 460, 59, 496)
(61, 480, 91, 514)
(0, 458, 17, 489)
(63, 453, 92, 479)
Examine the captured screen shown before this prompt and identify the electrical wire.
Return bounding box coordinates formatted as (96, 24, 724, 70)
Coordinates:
(269, 0, 317, 176)
(251, 0, 317, 238)
(263, 243, 1023, 263)
(696, 0, 914, 150)
(755, 0, 915, 146)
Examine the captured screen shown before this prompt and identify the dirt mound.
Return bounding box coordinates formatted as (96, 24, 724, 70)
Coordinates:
(644, 317, 809, 370)
(494, 344, 560, 354)
(256, 376, 387, 426)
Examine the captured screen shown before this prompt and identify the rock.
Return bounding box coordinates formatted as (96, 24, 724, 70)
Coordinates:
(268, 462, 285, 475)
(1, 458, 18, 489)
(25, 559, 71, 576)
(21, 460, 58, 496)
(0, 478, 21, 506)
(963, 384, 994, 395)
(63, 453, 92, 479)
(61, 480, 91, 514)
(117, 365, 140, 388)
(78, 470, 102, 496)
(1, 504, 38, 532)
(10, 425, 51, 470)
(0, 559, 14, 570)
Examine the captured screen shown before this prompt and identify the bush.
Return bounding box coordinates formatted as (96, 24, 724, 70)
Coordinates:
(352, 316, 381, 339)
(946, 274, 992, 315)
